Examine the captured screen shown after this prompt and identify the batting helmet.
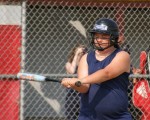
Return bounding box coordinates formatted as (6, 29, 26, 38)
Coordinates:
(90, 18, 119, 51)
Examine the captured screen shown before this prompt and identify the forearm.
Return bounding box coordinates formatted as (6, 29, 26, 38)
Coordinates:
(66, 54, 80, 74)
(71, 53, 80, 67)
(65, 63, 77, 74)
(80, 69, 110, 84)
(64, 69, 109, 93)
(72, 84, 90, 93)
(71, 70, 109, 92)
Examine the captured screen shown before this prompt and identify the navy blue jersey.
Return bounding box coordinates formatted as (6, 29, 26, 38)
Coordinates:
(78, 49, 132, 120)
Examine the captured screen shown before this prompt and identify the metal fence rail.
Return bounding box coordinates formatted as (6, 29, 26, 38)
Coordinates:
(0, 74, 150, 80)
(0, 0, 150, 120)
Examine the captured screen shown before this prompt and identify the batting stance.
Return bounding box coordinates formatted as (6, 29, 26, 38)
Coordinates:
(61, 18, 132, 120)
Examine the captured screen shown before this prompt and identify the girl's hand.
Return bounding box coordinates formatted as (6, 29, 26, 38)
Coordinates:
(61, 78, 79, 88)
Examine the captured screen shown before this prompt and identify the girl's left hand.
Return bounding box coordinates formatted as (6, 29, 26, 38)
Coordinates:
(61, 78, 79, 88)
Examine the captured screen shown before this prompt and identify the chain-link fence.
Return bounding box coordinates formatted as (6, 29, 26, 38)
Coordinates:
(0, 0, 150, 120)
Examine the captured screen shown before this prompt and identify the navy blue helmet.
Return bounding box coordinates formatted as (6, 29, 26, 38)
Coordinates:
(90, 18, 119, 51)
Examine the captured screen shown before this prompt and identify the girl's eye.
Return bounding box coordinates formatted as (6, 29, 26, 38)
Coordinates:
(94, 36, 109, 40)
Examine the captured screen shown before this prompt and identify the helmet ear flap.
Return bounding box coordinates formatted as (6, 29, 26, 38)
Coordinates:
(90, 33, 94, 43)
(90, 33, 95, 49)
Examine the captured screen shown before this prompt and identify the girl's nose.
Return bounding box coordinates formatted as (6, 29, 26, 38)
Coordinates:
(94, 37, 103, 42)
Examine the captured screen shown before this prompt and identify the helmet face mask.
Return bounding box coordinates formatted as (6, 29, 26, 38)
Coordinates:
(90, 18, 119, 51)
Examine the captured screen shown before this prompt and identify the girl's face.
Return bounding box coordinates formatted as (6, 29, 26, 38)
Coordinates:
(93, 33, 110, 48)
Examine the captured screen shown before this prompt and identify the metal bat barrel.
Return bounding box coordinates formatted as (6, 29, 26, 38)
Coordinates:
(17, 73, 46, 81)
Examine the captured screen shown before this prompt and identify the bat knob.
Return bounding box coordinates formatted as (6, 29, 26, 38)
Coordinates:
(75, 81, 82, 87)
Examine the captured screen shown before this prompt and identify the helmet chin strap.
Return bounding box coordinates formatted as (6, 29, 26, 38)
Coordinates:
(92, 41, 114, 51)
(94, 44, 114, 51)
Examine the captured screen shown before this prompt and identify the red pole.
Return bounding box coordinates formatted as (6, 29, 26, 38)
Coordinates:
(0, 25, 21, 120)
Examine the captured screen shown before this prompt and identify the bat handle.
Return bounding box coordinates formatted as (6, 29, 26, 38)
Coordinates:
(45, 78, 61, 83)
(75, 81, 82, 87)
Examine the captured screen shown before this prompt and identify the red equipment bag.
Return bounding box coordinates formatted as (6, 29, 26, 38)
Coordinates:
(133, 51, 150, 120)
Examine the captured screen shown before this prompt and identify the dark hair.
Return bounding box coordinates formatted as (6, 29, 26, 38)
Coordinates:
(67, 44, 86, 63)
